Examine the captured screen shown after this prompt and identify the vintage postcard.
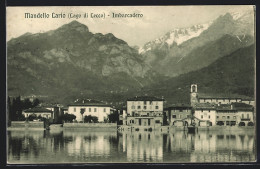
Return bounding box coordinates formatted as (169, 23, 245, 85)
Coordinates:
(6, 6, 256, 164)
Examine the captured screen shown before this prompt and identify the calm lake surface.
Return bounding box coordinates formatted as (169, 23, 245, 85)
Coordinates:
(7, 129, 256, 164)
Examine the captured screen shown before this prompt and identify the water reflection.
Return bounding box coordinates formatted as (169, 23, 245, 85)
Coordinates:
(7, 129, 255, 163)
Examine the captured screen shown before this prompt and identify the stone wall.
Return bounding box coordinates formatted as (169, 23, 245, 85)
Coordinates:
(10, 121, 44, 129)
(63, 123, 117, 131)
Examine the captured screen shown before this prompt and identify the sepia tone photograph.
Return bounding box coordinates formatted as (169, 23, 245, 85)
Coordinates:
(6, 5, 256, 164)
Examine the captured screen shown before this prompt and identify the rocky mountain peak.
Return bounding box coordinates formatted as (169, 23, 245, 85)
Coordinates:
(57, 20, 89, 33)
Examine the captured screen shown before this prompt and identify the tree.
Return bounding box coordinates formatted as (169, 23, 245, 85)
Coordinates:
(84, 115, 98, 123)
(28, 114, 37, 121)
(108, 111, 119, 123)
(84, 115, 92, 123)
(33, 98, 40, 107)
(80, 108, 85, 122)
(61, 113, 76, 123)
(92, 116, 98, 123)
(14, 96, 23, 121)
(7, 97, 12, 125)
(23, 98, 33, 109)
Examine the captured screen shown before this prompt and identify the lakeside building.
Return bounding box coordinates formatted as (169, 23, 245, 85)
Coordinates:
(118, 108, 127, 125)
(41, 103, 64, 123)
(165, 104, 193, 126)
(67, 99, 112, 122)
(22, 107, 54, 121)
(193, 102, 254, 126)
(125, 96, 164, 128)
(190, 84, 254, 106)
(194, 103, 217, 126)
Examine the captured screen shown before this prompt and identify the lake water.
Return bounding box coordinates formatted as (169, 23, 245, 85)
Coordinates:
(7, 129, 256, 164)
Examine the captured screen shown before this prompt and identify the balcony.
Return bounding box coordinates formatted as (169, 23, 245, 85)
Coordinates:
(127, 113, 163, 117)
(241, 118, 251, 121)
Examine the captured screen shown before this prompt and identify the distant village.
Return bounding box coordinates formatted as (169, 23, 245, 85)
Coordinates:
(8, 84, 255, 131)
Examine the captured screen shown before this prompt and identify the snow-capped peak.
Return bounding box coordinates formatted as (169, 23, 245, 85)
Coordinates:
(139, 22, 212, 54)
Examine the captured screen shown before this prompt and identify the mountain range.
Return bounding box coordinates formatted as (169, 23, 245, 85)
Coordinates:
(7, 10, 255, 106)
(139, 11, 254, 77)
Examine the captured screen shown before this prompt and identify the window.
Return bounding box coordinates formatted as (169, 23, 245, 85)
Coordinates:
(172, 115, 176, 118)
(150, 101, 152, 105)
(144, 101, 147, 105)
(179, 115, 182, 119)
(74, 108, 76, 112)
(247, 114, 249, 119)
(131, 105, 135, 109)
(104, 108, 106, 112)
(187, 115, 190, 118)
(155, 120, 160, 123)
(144, 106, 147, 109)
(209, 110, 211, 112)
(227, 116, 230, 119)
(137, 106, 141, 109)
(139, 119, 142, 125)
(208, 115, 210, 119)
(242, 114, 244, 118)
(131, 120, 135, 123)
(180, 109, 183, 112)
(89, 108, 91, 112)
(155, 106, 159, 109)
(201, 115, 203, 119)
(217, 116, 219, 119)
(148, 119, 150, 126)
(94, 108, 97, 112)
(202, 110, 203, 112)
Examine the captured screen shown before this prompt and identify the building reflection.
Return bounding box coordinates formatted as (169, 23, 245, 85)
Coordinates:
(8, 129, 256, 163)
(190, 131, 255, 162)
(64, 131, 118, 158)
(118, 132, 163, 162)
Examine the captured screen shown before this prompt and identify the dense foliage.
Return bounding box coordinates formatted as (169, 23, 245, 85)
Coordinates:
(61, 113, 76, 123)
(7, 96, 40, 123)
(84, 115, 98, 123)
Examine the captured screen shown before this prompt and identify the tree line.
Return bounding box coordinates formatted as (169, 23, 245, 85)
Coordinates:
(7, 96, 40, 123)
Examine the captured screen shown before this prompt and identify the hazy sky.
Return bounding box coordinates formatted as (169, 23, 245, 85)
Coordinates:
(6, 6, 254, 46)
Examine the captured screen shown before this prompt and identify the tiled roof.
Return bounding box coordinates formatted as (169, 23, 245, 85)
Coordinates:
(194, 103, 217, 110)
(167, 103, 192, 109)
(127, 96, 164, 101)
(194, 102, 254, 111)
(198, 93, 253, 100)
(231, 102, 254, 111)
(68, 98, 109, 107)
(24, 107, 53, 113)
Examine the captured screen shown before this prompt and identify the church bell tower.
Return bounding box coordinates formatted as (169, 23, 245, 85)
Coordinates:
(190, 84, 198, 106)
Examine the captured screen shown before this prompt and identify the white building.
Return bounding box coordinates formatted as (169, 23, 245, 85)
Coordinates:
(125, 96, 164, 127)
(194, 103, 217, 126)
(67, 99, 112, 122)
(127, 96, 164, 116)
(190, 84, 254, 106)
(23, 107, 53, 120)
